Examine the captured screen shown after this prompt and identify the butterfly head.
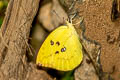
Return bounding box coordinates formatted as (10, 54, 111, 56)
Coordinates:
(65, 21, 73, 27)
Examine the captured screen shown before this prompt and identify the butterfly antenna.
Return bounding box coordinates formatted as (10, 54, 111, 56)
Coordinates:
(52, 10, 65, 23)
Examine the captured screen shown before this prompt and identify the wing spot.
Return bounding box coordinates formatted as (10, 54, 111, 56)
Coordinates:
(56, 41, 60, 46)
(50, 40, 54, 45)
(55, 51, 59, 54)
(61, 47, 66, 52)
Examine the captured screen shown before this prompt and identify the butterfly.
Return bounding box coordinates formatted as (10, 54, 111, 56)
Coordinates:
(36, 21, 83, 71)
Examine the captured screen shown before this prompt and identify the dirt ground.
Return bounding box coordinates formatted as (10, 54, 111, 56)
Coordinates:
(77, 0, 120, 80)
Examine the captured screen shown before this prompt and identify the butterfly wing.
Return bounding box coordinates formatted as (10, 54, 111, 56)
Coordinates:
(36, 23, 83, 71)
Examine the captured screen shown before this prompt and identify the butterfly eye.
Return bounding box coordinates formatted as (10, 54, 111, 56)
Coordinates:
(50, 40, 54, 45)
(61, 47, 66, 52)
(56, 41, 60, 46)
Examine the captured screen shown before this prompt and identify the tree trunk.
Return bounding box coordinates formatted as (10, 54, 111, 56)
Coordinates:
(0, 0, 41, 79)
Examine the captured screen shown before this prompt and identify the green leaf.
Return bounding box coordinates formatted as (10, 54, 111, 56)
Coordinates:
(0, 17, 3, 28)
(61, 71, 74, 80)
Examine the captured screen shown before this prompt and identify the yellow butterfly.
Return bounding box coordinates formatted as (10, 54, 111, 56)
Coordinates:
(36, 21, 83, 71)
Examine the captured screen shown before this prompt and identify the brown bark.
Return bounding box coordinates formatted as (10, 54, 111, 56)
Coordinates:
(0, 0, 45, 80)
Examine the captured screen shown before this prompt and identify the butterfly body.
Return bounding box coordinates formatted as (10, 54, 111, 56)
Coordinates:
(36, 21, 83, 71)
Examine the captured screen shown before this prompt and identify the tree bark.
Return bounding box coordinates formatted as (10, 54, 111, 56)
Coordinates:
(0, 0, 41, 79)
